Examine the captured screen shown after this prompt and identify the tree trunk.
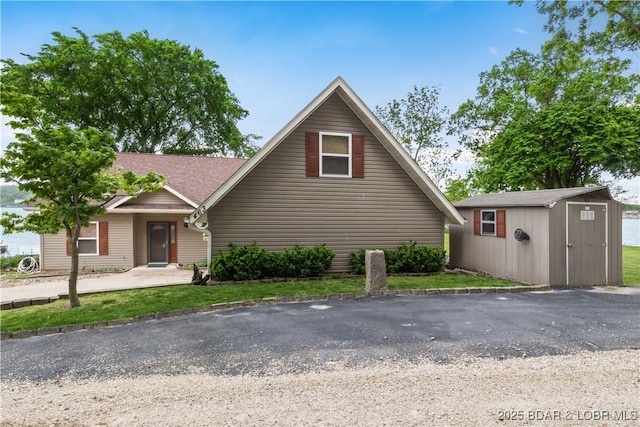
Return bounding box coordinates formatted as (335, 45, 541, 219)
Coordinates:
(68, 225, 81, 308)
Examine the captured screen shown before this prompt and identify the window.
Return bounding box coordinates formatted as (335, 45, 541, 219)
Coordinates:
(67, 221, 109, 256)
(473, 209, 506, 238)
(306, 132, 364, 178)
(320, 132, 351, 177)
(78, 222, 99, 255)
(480, 210, 496, 236)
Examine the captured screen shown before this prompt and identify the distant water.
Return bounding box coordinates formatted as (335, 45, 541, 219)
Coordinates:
(0, 207, 40, 256)
(623, 218, 639, 246)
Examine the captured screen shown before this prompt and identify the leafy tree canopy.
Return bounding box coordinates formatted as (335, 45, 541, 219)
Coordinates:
(376, 85, 453, 189)
(512, 0, 639, 54)
(1, 28, 255, 157)
(451, 33, 640, 192)
(1, 92, 165, 306)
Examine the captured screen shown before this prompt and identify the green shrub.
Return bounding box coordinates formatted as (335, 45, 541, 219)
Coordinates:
(210, 243, 274, 281)
(349, 241, 445, 274)
(211, 243, 335, 281)
(273, 244, 335, 278)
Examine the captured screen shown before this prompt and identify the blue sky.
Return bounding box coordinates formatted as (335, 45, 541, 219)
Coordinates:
(1, 1, 638, 200)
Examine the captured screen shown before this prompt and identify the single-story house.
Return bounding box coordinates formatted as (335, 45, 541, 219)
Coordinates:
(449, 186, 623, 286)
(188, 76, 464, 272)
(40, 153, 247, 271)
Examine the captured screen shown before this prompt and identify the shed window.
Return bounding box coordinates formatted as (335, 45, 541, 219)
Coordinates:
(474, 209, 506, 238)
(481, 211, 496, 235)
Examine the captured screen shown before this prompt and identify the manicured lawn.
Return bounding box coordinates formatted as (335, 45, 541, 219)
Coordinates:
(623, 245, 640, 285)
(0, 272, 518, 333)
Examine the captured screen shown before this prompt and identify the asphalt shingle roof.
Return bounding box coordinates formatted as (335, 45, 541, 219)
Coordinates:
(110, 153, 247, 206)
(454, 186, 612, 208)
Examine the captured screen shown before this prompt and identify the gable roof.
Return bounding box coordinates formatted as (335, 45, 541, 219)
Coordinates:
(190, 76, 464, 225)
(108, 153, 247, 209)
(454, 186, 613, 208)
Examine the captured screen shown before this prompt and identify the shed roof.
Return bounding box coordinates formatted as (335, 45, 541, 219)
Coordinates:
(190, 76, 465, 225)
(454, 186, 612, 208)
(108, 153, 247, 208)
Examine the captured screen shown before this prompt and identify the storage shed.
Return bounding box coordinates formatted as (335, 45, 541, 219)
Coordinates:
(449, 187, 623, 287)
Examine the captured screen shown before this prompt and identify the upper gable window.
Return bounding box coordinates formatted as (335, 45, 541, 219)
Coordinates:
(320, 132, 351, 177)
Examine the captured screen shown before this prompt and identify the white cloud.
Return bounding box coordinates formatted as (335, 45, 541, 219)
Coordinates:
(489, 46, 499, 56)
(514, 28, 528, 35)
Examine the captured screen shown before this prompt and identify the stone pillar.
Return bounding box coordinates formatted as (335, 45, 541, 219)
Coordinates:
(365, 250, 387, 292)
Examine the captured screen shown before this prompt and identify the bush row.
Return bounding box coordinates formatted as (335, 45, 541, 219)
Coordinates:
(211, 243, 335, 281)
(349, 240, 445, 274)
(0, 254, 39, 270)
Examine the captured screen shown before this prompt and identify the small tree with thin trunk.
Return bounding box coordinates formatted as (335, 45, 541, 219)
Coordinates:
(0, 119, 164, 308)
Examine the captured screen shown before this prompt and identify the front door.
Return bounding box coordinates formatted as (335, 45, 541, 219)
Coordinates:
(566, 203, 607, 286)
(148, 222, 169, 265)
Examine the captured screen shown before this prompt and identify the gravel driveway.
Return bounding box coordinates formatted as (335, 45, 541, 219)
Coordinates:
(2, 288, 639, 426)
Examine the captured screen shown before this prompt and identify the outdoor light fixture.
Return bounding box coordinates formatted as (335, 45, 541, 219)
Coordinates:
(514, 228, 530, 241)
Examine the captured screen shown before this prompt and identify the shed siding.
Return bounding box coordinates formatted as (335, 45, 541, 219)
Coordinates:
(208, 93, 444, 272)
(132, 213, 207, 266)
(450, 207, 550, 285)
(41, 214, 134, 271)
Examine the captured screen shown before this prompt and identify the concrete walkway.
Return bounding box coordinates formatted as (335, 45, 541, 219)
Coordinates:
(0, 264, 193, 307)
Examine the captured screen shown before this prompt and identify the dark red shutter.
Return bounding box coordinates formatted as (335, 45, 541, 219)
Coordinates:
(352, 135, 365, 178)
(66, 231, 71, 256)
(473, 210, 480, 235)
(305, 132, 319, 177)
(99, 222, 109, 255)
(496, 210, 506, 238)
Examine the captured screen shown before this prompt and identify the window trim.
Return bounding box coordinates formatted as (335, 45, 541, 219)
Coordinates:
(319, 131, 352, 178)
(480, 210, 496, 236)
(78, 221, 100, 256)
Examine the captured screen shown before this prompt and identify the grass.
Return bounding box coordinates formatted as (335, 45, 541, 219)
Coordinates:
(0, 272, 517, 333)
(623, 245, 640, 285)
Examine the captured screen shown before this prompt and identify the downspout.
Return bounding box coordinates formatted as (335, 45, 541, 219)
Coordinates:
(185, 212, 211, 275)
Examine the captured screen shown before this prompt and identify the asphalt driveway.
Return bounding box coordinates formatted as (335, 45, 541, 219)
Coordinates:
(2, 287, 639, 382)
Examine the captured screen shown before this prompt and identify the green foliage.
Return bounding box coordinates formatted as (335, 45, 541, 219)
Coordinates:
(451, 32, 640, 192)
(1, 28, 254, 157)
(211, 243, 335, 281)
(272, 244, 336, 278)
(444, 176, 478, 204)
(0, 120, 165, 307)
(349, 241, 446, 275)
(511, 0, 639, 54)
(375, 85, 453, 189)
(210, 243, 274, 281)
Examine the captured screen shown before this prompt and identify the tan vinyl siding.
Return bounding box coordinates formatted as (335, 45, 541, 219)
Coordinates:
(41, 214, 134, 271)
(209, 93, 445, 272)
(450, 207, 550, 285)
(132, 213, 207, 266)
(123, 189, 187, 205)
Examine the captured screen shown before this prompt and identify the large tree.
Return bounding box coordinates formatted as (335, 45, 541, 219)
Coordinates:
(375, 85, 453, 189)
(0, 91, 164, 307)
(451, 33, 640, 192)
(1, 28, 254, 157)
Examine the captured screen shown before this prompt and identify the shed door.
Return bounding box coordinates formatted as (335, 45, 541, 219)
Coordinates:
(566, 203, 607, 285)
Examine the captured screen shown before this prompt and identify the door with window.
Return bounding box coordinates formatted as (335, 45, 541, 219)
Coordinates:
(148, 222, 169, 265)
(566, 203, 607, 285)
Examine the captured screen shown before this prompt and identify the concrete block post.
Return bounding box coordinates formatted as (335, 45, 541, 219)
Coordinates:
(365, 250, 387, 292)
